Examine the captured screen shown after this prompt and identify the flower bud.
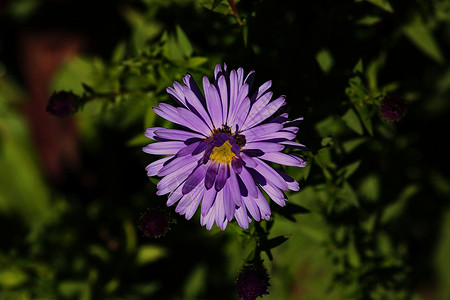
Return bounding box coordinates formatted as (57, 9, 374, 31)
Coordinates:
(379, 95, 407, 122)
(236, 264, 270, 300)
(46, 91, 80, 117)
(138, 208, 170, 238)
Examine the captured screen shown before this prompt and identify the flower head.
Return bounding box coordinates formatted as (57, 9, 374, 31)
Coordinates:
(236, 264, 270, 300)
(143, 63, 307, 230)
(379, 95, 406, 122)
(138, 208, 171, 238)
(46, 90, 80, 117)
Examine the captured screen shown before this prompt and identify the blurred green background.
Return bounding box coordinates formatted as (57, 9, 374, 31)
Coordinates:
(1, 0, 450, 299)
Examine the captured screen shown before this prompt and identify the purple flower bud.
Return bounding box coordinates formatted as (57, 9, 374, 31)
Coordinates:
(379, 95, 407, 122)
(236, 264, 270, 300)
(46, 91, 79, 117)
(138, 208, 170, 238)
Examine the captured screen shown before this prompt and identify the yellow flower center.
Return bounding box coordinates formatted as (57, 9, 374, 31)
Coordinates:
(210, 140, 236, 164)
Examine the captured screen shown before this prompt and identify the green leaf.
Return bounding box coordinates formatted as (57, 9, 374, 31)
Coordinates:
(339, 181, 360, 207)
(316, 48, 334, 74)
(358, 174, 380, 202)
(136, 245, 167, 265)
(176, 26, 193, 57)
(354, 103, 374, 136)
(184, 56, 208, 68)
(265, 235, 290, 250)
(314, 148, 336, 169)
(342, 137, 368, 153)
(359, 0, 394, 13)
(403, 15, 445, 64)
(353, 58, 363, 73)
(381, 185, 420, 224)
(342, 108, 363, 135)
(0, 266, 28, 288)
(339, 160, 361, 179)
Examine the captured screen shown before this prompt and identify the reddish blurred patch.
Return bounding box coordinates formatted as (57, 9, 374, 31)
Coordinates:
(19, 30, 84, 182)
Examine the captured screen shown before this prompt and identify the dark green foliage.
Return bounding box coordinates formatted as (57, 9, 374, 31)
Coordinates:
(1, 0, 450, 299)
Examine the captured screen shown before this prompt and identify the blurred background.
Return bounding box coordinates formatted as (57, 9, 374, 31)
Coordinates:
(1, 0, 450, 299)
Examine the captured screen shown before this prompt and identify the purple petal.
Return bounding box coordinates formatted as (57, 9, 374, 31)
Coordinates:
(184, 187, 204, 220)
(228, 85, 249, 128)
(260, 182, 286, 207)
(214, 64, 223, 81)
(280, 141, 308, 151)
(242, 142, 284, 153)
(201, 187, 216, 216)
(254, 80, 272, 102)
(242, 96, 286, 131)
(145, 127, 164, 140)
(227, 169, 242, 206)
(240, 152, 258, 168)
(214, 189, 226, 228)
(153, 103, 185, 126)
(243, 196, 261, 221)
(157, 162, 194, 195)
(200, 207, 215, 230)
(235, 205, 250, 229)
(222, 181, 235, 221)
(271, 113, 289, 124)
(204, 78, 223, 129)
(281, 126, 299, 134)
(233, 97, 250, 130)
(183, 86, 214, 130)
(143, 141, 186, 155)
(176, 141, 201, 157)
(252, 157, 289, 191)
(275, 169, 300, 191)
(259, 152, 306, 167)
(283, 116, 304, 127)
(231, 157, 243, 174)
(245, 91, 273, 125)
(167, 183, 184, 206)
(154, 128, 204, 141)
(244, 70, 255, 90)
(241, 123, 283, 142)
(236, 68, 244, 88)
(158, 154, 200, 177)
(214, 164, 228, 191)
(256, 131, 296, 142)
(166, 82, 186, 107)
(176, 181, 204, 218)
(238, 167, 258, 198)
(182, 164, 208, 194)
(254, 189, 271, 220)
(177, 107, 212, 136)
(145, 156, 173, 176)
(183, 74, 207, 108)
(217, 75, 228, 123)
(205, 162, 219, 190)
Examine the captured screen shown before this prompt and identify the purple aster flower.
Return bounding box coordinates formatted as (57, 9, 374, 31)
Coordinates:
(143, 63, 307, 230)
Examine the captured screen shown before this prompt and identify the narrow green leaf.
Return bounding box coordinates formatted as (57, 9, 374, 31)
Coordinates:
(265, 235, 290, 250)
(176, 26, 193, 57)
(360, 0, 394, 13)
(403, 15, 444, 64)
(342, 108, 363, 135)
